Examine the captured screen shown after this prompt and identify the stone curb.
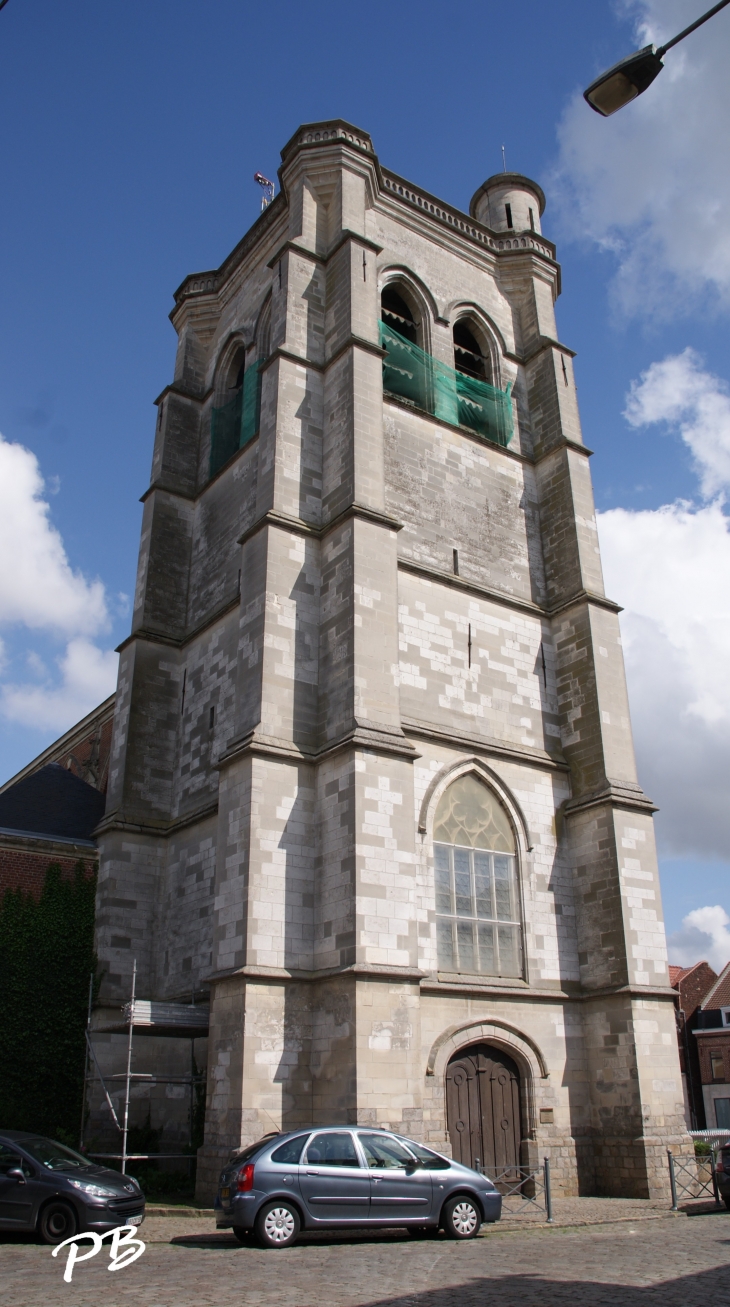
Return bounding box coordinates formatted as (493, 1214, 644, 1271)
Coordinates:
(146, 1205, 216, 1217)
(489, 1212, 684, 1234)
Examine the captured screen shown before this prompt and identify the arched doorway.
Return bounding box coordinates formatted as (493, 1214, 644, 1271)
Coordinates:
(446, 1043, 522, 1177)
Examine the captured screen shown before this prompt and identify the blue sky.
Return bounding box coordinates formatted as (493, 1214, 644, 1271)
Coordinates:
(0, 0, 728, 963)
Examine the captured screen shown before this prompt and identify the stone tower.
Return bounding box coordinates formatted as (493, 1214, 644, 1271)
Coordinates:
(95, 120, 689, 1200)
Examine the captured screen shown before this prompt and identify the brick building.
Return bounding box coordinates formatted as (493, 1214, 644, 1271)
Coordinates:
(92, 120, 689, 1201)
(694, 964, 730, 1130)
(669, 962, 717, 1129)
(0, 695, 113, 897)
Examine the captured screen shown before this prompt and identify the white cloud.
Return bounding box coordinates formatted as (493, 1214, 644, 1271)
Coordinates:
(552, 0, 730, 318)
(597, 353, 730, 858)
(668, 905, 730, 973)
(624, 349, 730, 499)
(0, 432, 118, 741)
(0, 433, 107, 634)
(0, 639, 118, 732)
(598, 503, 730, 858)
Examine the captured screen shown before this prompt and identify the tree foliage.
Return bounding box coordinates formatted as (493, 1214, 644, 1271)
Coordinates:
(0, 862, 97, 1143)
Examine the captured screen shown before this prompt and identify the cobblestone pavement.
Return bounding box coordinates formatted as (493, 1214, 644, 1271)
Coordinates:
(3, 1205, 730, 1307)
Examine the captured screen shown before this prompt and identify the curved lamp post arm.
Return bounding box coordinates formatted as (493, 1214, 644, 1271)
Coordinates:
(657, 0, 730, 56)
(584, 0, 730, 116)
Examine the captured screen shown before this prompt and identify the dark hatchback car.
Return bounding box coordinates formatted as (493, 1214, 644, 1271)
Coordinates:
(715, 1142, 730, 1208)
(0, 1132, 145, 1244)
(215, 1126, 501, 1248)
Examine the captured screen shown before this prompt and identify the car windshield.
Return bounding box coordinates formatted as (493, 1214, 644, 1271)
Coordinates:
(17, 1137, 95, 1171)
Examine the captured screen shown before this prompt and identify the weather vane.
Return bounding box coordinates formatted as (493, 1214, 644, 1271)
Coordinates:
(254, 173, 275, 210)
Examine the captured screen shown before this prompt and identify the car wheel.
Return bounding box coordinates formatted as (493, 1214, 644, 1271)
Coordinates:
(724, 1196, 730, 1211)
(254, 1201, 300, 1249)
(38, 1201, 78, 1245)
(442, 1195, 481, 1240)
(233, 1226, 249, 1244)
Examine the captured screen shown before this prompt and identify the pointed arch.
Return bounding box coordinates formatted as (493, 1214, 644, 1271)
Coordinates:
(427, 1017, 549, 1081)
(213, 333, 247, 406)
(378, 265, 438, 352)
(445, 302, 506, 388)
(418, 757, 533, 853)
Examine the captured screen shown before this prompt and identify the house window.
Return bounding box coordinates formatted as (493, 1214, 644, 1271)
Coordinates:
(433, 773, 522, 979)
(716, 1099, 730, 1128)
(721, 1008, 730, 1027)
(711, 1052, 725, 1082)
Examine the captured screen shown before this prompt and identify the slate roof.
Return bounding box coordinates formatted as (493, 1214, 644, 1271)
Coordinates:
(0, 763, 105, 842)
(702, 961, 730, 1012)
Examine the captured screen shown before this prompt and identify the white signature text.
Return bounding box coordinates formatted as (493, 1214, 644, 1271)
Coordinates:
(51, 1224, 146, 1282)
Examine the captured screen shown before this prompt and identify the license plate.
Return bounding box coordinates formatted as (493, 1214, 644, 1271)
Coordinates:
(221, 1187, 230, 1200)
(126, 1215, 144, 1226)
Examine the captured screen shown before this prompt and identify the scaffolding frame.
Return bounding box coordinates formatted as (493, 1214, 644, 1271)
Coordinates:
(81, 959, 209, 1175)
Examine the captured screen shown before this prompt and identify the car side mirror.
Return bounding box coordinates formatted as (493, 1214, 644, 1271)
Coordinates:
(7, 1168, 25, 1182)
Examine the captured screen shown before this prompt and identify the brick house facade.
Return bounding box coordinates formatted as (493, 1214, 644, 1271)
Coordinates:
(694, 964, 730, 1130)
(669, 962, 717, 1129)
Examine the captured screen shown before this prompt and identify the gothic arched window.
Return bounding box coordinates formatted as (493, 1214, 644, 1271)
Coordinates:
(380, 283, 427, 409)
(453, 319, 490, 383)
(433, 773, 522, 978)
(381, 284, 419, 345)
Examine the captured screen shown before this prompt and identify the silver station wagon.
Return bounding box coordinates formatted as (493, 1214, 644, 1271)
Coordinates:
(215, 1127, 501, 1248)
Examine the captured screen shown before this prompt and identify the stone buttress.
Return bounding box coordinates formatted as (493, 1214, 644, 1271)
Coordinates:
(93, 122, 689, 1201)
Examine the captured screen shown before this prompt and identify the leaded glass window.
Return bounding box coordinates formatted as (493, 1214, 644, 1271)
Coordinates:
(433, 775, 522, 978)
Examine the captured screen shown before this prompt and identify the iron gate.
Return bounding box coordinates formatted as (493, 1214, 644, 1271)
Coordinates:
(667, 1149, 720, 1209)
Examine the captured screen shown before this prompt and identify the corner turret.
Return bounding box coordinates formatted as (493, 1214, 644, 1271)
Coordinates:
(470, 172, 545, 235)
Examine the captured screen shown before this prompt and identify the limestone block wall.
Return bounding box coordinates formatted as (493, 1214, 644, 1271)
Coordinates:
(93, 120, 689, 1206)
(397, 572, 561, 757)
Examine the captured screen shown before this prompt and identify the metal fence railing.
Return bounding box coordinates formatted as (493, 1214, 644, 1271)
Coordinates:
(478, 1158, 553, 1222)
(667, 1149, 720, 1209)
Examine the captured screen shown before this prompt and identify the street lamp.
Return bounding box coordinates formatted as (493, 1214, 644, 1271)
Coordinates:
(584, 0, 730, 116)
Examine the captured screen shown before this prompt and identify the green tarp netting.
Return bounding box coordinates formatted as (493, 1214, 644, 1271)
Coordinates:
(380, 321, 513, 447)
(209, 359, 263, 478)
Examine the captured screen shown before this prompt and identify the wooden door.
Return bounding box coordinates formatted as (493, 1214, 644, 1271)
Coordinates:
(446, 1045, 521, 1179)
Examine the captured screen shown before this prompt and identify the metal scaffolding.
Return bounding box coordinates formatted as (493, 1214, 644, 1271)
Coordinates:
(81, 960, 209, 1175)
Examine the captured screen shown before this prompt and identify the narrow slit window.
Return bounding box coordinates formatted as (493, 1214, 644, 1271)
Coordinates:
(209, 705, 215, 730)
(529, 207, 535, 231)
(505, 203, 513, 228)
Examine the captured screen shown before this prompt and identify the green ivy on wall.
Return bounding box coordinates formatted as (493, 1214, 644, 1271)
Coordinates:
(0, 862, 97, 1144)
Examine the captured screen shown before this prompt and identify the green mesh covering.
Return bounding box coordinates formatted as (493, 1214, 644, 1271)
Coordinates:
(209, 359, 263, 478)
(380, 321, 513, 447)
